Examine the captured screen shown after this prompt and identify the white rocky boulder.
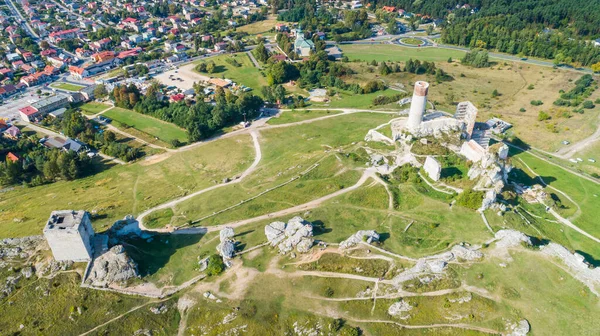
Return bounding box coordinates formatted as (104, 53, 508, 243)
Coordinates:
(388, 300, 413, 317)
(495, 230, 531, 248)
(86, 245, 138, 287)
(339, 230, 380, 249)
(265, 221, 286, 246)
(265, 217, 314, 254)
(506, 319, 530, 336)
(217, 241, 235, 260)
(217, 227, 236, 259)
(220, 227, 235, 242)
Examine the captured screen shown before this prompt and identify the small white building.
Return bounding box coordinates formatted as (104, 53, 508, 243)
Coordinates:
(43, 210, 95, 262)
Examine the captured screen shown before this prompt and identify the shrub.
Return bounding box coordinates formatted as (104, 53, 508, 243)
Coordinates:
(538, 111, 551, 121)
(456, 188, 485, 210)
(519, 107, 526, 112)
(527, 84, 535, 90)
(582, 100, 595, 109)
(530, 100, 543, 106)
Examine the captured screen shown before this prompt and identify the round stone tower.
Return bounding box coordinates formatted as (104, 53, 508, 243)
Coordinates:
(406, 81, 429, 132)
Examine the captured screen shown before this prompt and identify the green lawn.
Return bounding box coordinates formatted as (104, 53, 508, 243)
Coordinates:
(400, 38, 423, 45)
(50, 82, 86, 91)
(267, 109, 342, 125)
(340, 44, 466, 62)
(194, 54, 267, 93)
(103, 107, 188, 146)
(80, 102, 111, 115)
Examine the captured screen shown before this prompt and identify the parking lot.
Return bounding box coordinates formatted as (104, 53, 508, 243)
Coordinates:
(154, 63, 210, 91)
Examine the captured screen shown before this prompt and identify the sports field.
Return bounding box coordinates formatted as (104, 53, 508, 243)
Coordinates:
(50, 82, 86, 91)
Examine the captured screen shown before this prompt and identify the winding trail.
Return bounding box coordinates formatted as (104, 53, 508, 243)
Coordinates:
(516, 158, 600, 244)
(201, 170, 376, 233)
(137, 131, 262, 230)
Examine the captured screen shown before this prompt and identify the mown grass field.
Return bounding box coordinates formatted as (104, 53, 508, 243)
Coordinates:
(340, 44, 466, 63)
(50, 82, 85, 91)
(0, 134, 255, 238)
(103, 107, 188, 146)
(194, 53, 267, 93)
(266, 109, 342, 125)
(79, 102, 111, 115)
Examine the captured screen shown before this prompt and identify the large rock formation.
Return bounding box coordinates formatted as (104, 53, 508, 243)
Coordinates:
(466, 143, 512, 211)
(265, 217, 314, 254)
(217, 227, 236, 259)
(86, 245, 138, 287)
(339, 230, 380, 249)
(388, 300, 413, 318)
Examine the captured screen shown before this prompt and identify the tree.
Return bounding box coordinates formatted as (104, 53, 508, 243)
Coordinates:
(253, 42, 269, 63)
(387, 19, 397, 35)
(206, 254, 225, 276)
(379, 61, 391, 75)
(591, 61, 600, 73)
(426, 25, 434, 35)
(94, 84, 108, 98)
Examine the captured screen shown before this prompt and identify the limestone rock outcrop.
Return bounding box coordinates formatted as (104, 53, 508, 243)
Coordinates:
(466, 143, 512, 211)
(494, 230, 531, 248)
(339, 230, 380, 249)
(86, 245, 138, 287)
(265, 217, 314, 254)
(217, 227, 236, 260)
(506, 319, 530, 336)
(388, 300, 413, 318)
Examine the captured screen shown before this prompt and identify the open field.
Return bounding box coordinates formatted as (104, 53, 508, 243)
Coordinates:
(312, 88, 401, 109)
(0, 134, 255, 238)
(150, 113, 398, 227)
(103, 107, 188, 146)
(50, 82, 86, 91)
(79, 102, 111, 115)
(194, 53, 267, 93)
(237, 18, 279, 35)
(266, 109, 343, 125)
(340, 44, 466, 63)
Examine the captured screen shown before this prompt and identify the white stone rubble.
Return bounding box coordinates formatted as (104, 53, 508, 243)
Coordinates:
(494, 230, 532, 248)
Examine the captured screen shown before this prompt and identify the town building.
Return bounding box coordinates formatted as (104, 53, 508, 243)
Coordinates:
(294, 29, 315, 57)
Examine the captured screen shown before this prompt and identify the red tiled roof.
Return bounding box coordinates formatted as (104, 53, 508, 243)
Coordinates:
(19, 106, 38, 116)
(6, 152, 20, 162)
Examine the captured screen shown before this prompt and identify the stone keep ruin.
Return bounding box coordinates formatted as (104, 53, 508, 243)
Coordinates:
(380, 81, 512, 211)
(265, 217, 314, 254)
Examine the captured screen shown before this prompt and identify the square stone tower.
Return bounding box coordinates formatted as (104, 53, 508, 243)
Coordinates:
(43, 210, 95, 262)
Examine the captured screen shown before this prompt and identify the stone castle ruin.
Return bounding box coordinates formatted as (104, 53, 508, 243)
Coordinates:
(43, 210, 95, 262)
